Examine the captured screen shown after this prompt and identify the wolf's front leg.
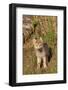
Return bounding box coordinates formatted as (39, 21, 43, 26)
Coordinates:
(37, 57, 41, 69)
(43, 56, 47, 68)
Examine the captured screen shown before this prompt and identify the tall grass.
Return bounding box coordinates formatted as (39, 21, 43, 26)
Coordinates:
(23, 16, 57, 75)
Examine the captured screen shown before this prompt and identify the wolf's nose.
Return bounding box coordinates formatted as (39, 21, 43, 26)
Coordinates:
(38, 48, 42, 52)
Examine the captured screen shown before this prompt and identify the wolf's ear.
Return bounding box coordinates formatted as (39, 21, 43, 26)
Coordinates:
(40, 37, 43, 42)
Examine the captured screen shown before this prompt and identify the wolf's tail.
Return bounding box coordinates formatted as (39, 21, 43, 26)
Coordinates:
(43, 43, 52, 62)
(48, 47, 52, 62)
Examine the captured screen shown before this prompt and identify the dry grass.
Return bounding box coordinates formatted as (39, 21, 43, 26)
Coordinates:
(23, 15, 57, 75)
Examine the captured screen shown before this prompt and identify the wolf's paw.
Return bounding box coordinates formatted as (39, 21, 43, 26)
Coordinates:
(43, 65, 47, 69)
(37, 66, 40, 70)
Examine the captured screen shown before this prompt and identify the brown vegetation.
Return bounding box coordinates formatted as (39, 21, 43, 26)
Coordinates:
(23, 15, 57, 75)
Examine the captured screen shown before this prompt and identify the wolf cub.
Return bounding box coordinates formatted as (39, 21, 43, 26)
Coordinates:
(33, 37, 50, 69)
